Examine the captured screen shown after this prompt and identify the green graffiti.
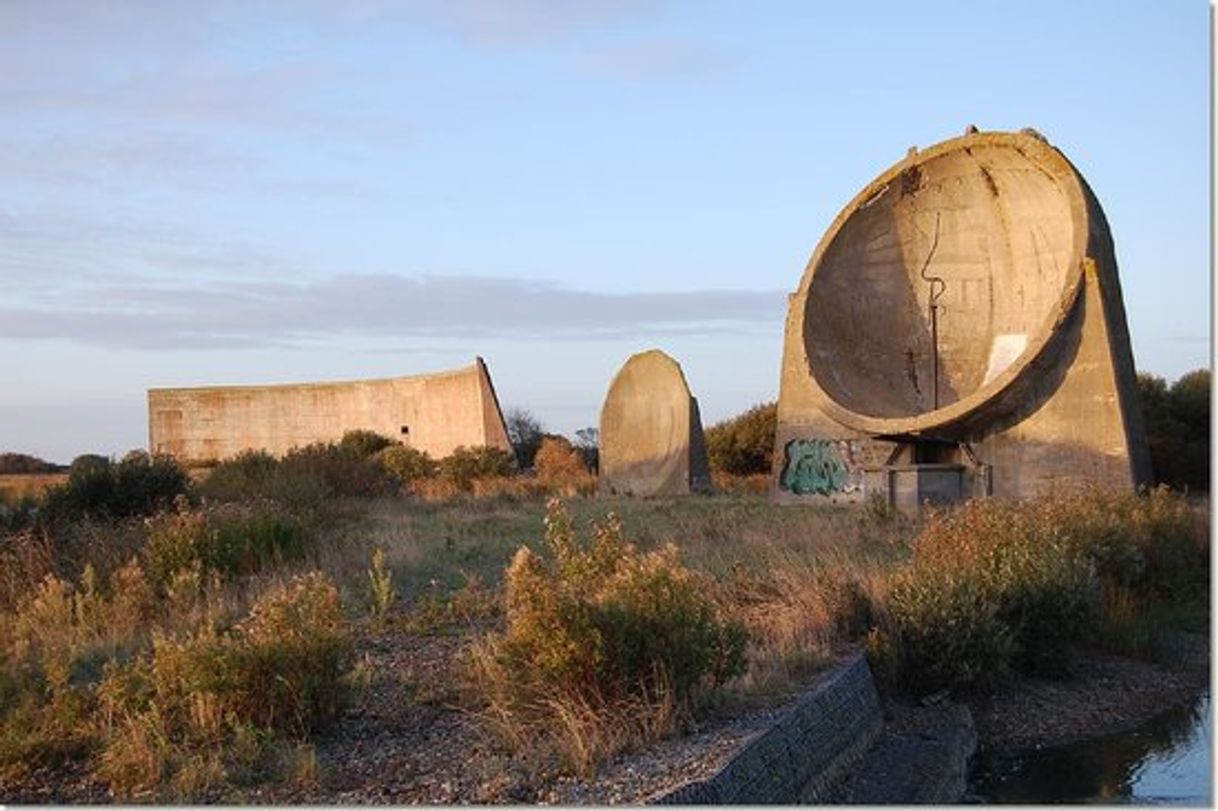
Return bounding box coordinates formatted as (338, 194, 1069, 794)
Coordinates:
(780, 439, 847, 495)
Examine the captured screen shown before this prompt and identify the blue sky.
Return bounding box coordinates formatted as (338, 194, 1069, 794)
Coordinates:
(1, 0, 1210, 463)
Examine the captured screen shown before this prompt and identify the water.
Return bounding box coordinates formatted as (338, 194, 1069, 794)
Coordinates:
(968, 692, 1212, 805)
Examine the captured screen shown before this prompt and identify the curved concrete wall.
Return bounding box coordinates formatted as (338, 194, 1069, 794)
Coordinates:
(599, 349, 712, 496)
(148, 357, 511, 463)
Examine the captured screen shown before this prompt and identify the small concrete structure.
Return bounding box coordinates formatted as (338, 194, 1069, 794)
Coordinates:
(148, 357, 511, 463)
(599, 349, 712, 496)
(775, 128, 1151, 504)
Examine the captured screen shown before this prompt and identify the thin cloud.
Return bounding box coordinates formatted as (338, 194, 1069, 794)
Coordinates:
(2, 272, 784, 350)
(0, 212, 313, 286)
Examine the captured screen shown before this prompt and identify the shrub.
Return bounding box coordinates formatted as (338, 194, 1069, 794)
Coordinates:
(279, 442, 397, 499)
(534, 437, 596, 496)
(0, 559, 157, 779)
(42, 452, 191, 524)
(871, 489, 1208, 694)
(1138, 369, 1210, 492)
(705, 402, 777, 476)
(438, 446, 516, 491)
(874, 498, 1100, 693)
(879, 571, 1016, 693)
(337, 429, 396, 459)
(96, 572, 352, 796)
(68, 454, 109, 478)
(226, 572, 353, 731)
(404, 573, 500, 634)
(378, 444, 437, 487)
(146, 502, 312, 587)
(145, 572, 350, 734)
(470, 500, 745, 772)
(195, 450, 279, 502)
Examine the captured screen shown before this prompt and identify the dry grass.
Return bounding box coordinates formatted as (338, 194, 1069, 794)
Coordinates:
(5, 477, 1204, 798)
(0, 473, 67, 500)
(710, 472, 772, 495)
(345, 493, 918, 700)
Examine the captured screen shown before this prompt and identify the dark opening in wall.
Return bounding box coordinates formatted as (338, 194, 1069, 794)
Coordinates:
(400, 425, 410, 435)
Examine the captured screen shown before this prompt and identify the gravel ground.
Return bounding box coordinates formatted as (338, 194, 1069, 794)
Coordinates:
(1, 628, 1208, 804)
(250, 624, 804, 805)
(965, 637, 1210, 751)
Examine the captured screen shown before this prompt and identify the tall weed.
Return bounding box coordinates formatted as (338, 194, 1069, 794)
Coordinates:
(469, 499, 745, 774)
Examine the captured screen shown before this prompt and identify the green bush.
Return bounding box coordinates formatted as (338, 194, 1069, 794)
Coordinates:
(201, 442, 396, 508)
(96, 572, 352, 795)
(279, 442, 397, 499)
(880, 572, 1016, 693)
(872, 489, 1207, 694)
(705, 402, 777, 476)
(438, 445, 516, 491)
(195, 450, 279, 503)
(477, 499, 745, 714)
(42, 452, 191, 524)
(337, 430, 396, 459)
(147, 571, 351, 734)
(378, 444, 437, 486)
(875, 498, 1100, 693)
(1138, 369, 1210, 492)
(146, 503, 312, 587)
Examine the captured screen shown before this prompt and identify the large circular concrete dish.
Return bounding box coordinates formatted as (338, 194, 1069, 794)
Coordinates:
(796, 130, 1096, 436)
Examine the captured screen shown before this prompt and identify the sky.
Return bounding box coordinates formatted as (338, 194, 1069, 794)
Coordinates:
(0, 0, 1210, 464)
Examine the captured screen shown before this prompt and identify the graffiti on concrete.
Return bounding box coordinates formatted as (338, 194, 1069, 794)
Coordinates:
(780, 438, 855, 495)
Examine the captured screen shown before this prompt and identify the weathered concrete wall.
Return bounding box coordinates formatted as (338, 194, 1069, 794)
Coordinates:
(654, 654, 882, 804)
(774, 128, 1151, 502)
(148, 357, 511, 463)
(599, 349, 712, 496)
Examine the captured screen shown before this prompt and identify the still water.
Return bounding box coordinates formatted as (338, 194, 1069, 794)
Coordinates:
(968, 692, 1212, 805)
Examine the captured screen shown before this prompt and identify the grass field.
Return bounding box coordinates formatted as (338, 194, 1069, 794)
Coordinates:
(0, 456, 1207, 801)
(0, 472, 67, 501)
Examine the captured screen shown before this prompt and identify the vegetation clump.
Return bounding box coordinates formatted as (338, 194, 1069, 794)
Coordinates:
(42, 451, 190, 524)
(198, 432, 400, 508)
(0, 559, 352, 799)
(96, 572, 353, 796)
(868, 488, 1208, 694)
(1137, 368, 1210, 492)
(470, 499, 746, 774)
(146, 500, 313, 587)
(378, 444, 437, 488)
(533, 436, 596, 496)
(705, 402, 776, 476)
(438, 445, 516, 491)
